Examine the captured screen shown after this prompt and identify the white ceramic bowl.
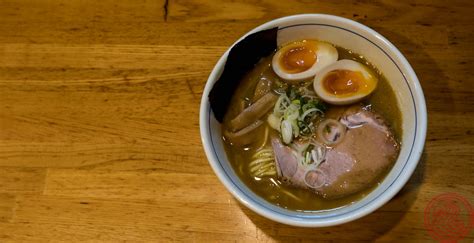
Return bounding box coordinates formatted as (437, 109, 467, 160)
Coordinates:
(200, 14, 427, 227)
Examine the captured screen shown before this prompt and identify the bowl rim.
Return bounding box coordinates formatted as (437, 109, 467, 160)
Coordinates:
(199, 14, 427, 227)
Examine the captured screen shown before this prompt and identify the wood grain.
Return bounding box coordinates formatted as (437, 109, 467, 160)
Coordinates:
(0, 0, 473, 241)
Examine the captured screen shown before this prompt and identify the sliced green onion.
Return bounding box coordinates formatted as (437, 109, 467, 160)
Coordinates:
(305, 151, 311, 165)
(267, 113, 281, 131)
(274, 94, 291, 116)
(272, 87, 327, 144)
(281, 120, 293, 144)
(299, 108, 323, 121)
(291, 119, 299, 138)
(284, 103, 300, 121)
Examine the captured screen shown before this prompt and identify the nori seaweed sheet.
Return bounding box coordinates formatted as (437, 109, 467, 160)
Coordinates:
(208, 27, 278, 122)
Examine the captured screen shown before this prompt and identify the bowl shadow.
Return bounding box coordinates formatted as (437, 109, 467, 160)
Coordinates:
(236, 152, 427, 241)
(374, 26, 454, 115)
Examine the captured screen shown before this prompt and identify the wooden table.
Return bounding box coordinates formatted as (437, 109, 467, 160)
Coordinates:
(0, 0, 473, 241)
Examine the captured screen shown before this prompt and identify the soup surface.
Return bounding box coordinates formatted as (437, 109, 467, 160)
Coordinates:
(222, 44, 402, 211)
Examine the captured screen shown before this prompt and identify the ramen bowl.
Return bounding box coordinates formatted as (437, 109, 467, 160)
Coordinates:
(200, 14, 427, 227)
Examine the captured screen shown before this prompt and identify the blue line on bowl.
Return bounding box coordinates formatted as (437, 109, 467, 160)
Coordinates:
(208, 23, 418, 220)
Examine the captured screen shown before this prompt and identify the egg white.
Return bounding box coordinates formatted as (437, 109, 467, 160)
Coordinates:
(313, 59, 378, 105)
(272, 41, 338, 81)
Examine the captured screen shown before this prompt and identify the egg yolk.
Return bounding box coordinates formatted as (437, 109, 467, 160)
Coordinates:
(279, 42, 317, 74)
(322, 70, 367, 96)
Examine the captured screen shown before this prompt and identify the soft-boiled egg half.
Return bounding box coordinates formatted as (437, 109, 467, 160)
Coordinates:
(272, 40, 338, 81)
(313, 59, 378, 105)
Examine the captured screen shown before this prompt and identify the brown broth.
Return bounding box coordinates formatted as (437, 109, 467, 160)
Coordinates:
(222, 45, 402, 211)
